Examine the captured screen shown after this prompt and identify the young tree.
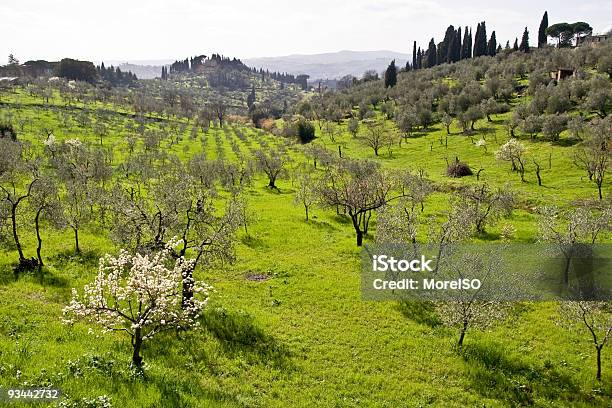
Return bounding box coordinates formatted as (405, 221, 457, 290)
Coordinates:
(293, 172, 317, 221)
(558, 301, 611, 381)
(375, 199, 419, 245)
(0, 139, 38, 267)
(496, 138, 527, 181)
(538, 205, 611, 285)
(347, 117, 359, 138)
(254, 148, 289, 189)
(362, 120, 391, 156)
(63, 240, 210, 369)
(574, 118, 610, 200)
(436, 249, 510, 349)
(455, 183, 515, 234)
(318, 160, 395, 246)
(29, 176, 62, 273)
(441, 113, 453, 135)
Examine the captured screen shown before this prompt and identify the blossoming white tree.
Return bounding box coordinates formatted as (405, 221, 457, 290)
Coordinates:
(63, 239, 210, 368)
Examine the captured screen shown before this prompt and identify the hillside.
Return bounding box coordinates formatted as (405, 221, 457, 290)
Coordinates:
(244, 50, 411, 81)
(0, 35, 611, 407)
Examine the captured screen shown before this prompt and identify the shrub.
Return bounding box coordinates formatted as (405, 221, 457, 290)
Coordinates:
(0, 122, 16, 140)
(446, 159, 473, 178)
(297, 120, 316, 143)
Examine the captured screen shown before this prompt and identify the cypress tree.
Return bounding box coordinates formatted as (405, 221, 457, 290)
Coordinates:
(519, 27, 530, 52)
(479, 22, 488, 56)
(505, 40, 510, 49)
(474, 22, 488, 57)
(384, 60, 397, 88)
(454, 27, 462, 62)
(459, 27, 468, 59)
(412, 41, 417, 70)
(473, 23, 481, 57)
(487, 31, 497, 56)
(497, 44, 502, 53)
(427, 39, 437, 68)
(440, 25, 455, 64)
(417, 48, 422, 69)
(513, 38, 519, 51)
(538, 11, 549, 47)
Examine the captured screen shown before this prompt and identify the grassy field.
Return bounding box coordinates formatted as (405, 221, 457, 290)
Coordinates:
(0, 86, 610, 407)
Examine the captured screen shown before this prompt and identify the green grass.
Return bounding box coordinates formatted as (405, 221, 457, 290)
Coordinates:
(0, 87, 610, 407)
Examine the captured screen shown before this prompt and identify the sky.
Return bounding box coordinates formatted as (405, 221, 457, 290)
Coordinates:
(1, 0, 610, 63)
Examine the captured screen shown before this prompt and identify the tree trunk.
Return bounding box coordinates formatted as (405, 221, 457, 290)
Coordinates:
(268, 176, 277, 189)
(35, 209, 44, 268)
(458, 319, 468, 348)
(597, 182, 603, 200)
(74, 228, 80, 253)
(11, 204, 25, 262)
(305, 206, 309, 221)
(132, 328, 143, 368)
(356, 229, 363, 246)
(596, 345, 602, 381)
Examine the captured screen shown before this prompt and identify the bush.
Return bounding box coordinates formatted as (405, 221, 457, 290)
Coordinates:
(297, 120, 316, 143)
(446, 159, 473, 178)
(0, 122, 16, 140)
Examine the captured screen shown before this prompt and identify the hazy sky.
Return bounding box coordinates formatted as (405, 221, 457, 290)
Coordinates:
(2, 0, 610, 63)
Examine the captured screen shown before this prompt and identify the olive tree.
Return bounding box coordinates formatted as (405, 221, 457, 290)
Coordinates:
(454, 183, 515, 234)
(574, 117, 610, 200)
(436, 249, 510, 349)
(254, 148, 290, 190)
(538, 204, 611, 285)
(0, 139, 38, 268)
(318, 160, 396, 246)
(558, 301, 611, 381)
(293, 172, 317, 221)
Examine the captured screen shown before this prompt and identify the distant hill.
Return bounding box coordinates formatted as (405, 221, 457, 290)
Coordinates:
(97, 60, 173, 79)
(244, 50, 411, 81)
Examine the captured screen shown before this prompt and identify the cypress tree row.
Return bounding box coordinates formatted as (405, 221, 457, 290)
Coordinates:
(538, 11, 549, 47)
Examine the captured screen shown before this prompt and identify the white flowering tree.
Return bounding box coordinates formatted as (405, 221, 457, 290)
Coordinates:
(63, 239, 210, 368)
(495, 138, 527, 181)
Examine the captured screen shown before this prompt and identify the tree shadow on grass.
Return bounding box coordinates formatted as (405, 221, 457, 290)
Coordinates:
(397, 301, 442, 328)
(460, 341, 586, 406)
(150, 372, 250, 408)
(50, 249, 101, 269)
(474, 231, 501, 242)
(332, 214, 351, 225)
(201, 307, 294, 370)
(240, 235, 268, 249)
(307, 219, 338, 232)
